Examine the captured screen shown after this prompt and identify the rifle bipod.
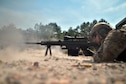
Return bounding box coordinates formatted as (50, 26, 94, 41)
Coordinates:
(45, 45, 52, 56)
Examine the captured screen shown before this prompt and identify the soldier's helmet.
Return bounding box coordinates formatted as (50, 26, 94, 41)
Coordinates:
(90, 22, 113, 39)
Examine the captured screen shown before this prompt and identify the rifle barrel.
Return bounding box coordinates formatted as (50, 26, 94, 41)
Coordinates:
(25, 40, 88, 46)
(25, 42, 42, 45)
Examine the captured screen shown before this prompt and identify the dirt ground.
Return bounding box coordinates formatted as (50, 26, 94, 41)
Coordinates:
(0, 47, 126, 84)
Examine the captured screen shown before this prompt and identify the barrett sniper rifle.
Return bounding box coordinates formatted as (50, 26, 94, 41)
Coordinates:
(26, 36, 98, 56)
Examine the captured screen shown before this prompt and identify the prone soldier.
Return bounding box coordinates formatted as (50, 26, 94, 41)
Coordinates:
(90, 18, 126, 62)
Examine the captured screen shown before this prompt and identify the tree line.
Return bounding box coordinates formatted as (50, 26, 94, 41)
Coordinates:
(0, 18, 108, 43)
(25, 18, 108, 40)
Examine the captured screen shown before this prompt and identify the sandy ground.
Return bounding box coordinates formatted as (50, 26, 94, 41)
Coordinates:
(0, 47, 126, 84)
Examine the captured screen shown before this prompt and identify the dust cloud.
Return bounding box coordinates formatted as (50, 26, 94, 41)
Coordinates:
(0, 24, 27, 62)
(0, 24, 65, 62)
(0, 24, 25, 49)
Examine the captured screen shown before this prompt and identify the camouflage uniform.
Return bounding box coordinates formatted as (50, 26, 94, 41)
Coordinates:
(94, 26, 126, 62)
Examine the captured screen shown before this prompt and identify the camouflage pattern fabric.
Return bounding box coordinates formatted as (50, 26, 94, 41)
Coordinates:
(94, 26, 126, 62)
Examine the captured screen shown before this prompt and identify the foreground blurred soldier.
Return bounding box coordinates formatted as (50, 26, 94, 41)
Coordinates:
(90, 22, 126, 62)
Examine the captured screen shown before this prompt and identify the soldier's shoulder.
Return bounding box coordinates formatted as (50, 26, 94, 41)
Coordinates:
(104, 26, 126, 51)
(107, 26, 126, 36)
